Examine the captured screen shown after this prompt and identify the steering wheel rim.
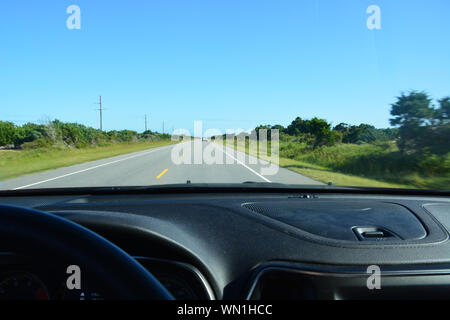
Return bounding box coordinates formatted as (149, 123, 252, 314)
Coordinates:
(0, 204, 174, 300)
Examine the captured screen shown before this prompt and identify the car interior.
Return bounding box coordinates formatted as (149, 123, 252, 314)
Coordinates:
(1, 184, 450, 300)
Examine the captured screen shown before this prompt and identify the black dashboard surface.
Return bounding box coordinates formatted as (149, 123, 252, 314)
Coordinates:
(1, 189, 450, 300)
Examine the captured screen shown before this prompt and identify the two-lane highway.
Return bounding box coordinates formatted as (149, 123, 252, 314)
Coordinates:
(0, 142, 322, 190)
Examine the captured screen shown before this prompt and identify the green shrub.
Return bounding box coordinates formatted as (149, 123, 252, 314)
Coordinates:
(0, 121, 16, 146)
(116, 130, 138, 142)
(13, 123, 49, 147)
(21, 138, 53, 149)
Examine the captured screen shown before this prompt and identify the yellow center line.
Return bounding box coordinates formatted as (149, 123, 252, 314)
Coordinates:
(156, 168, 168, 179)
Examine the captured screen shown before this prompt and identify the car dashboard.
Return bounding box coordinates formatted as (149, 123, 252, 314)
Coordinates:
(1, 187, 450, 300)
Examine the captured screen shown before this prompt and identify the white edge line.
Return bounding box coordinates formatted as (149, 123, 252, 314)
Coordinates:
(213, 144, 271, 183)
(13, 145, 172, 190)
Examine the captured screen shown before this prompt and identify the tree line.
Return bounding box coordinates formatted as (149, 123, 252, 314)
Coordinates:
(0, 119, 170, 149)
(255, 117, 398, 148)
(255, 91, 449, 157)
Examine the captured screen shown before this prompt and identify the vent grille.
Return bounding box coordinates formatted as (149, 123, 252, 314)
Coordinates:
(243, 203, 286, 216)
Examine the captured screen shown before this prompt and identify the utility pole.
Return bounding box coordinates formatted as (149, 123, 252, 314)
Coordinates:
(162, 121, 165, 134)
(145, 114, 148, 132)
(95, 96, 104, 131)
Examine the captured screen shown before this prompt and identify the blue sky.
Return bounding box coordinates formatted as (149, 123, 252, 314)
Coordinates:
(1, 0, 449, 134)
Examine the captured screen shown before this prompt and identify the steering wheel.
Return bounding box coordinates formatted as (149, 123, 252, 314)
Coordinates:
(0, 204, 174, 300)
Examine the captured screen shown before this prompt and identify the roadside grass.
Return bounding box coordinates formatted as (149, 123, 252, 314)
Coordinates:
(278, 158, 412, 188)
(0, 140, 177, 181)
(219, 139, 445, 189)
(288, 143, 449, 190)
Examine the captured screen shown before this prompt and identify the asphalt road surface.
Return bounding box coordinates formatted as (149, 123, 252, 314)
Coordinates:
(0, 142, 323, 190)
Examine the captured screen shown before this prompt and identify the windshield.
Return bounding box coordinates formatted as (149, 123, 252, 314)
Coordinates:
(0, 0, 448, 191)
